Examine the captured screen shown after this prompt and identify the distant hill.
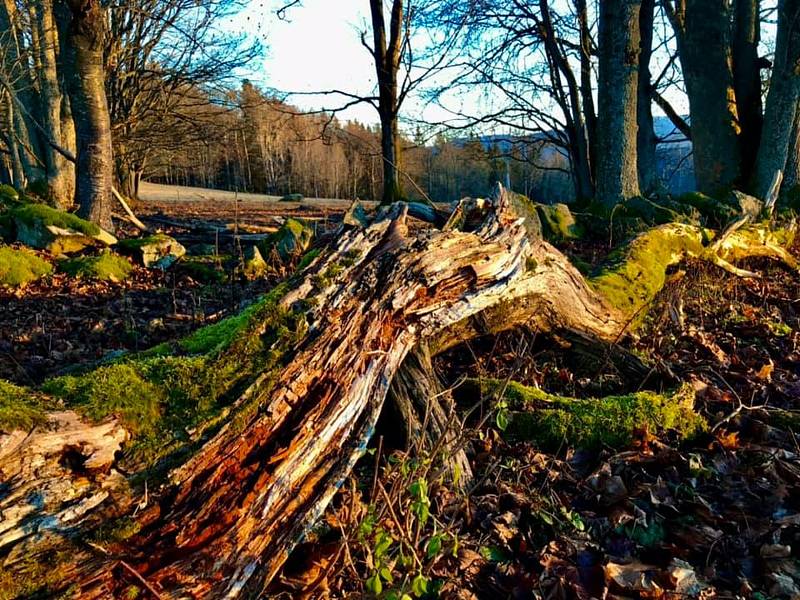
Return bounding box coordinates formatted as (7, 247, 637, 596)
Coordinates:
(453, 116, 695, 200)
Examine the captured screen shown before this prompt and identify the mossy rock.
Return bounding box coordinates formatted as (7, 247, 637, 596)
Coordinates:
(259, 218, 314, 261)
(187, 243, 217, 256)
(242, 245, 267, 280)
(118, 234, 186, 268)
(0, 379, 47, 432)
(536, 203, 584, 242)
(677, 192, 738, 227)
(476, 379, 706, 450)
(0, 184, 19, 207)
(0, 245, 53, 287)
(59, 250, 132, 282)
(281, 193, 304, 202)
(8, 204, 116, 254)
(178, 256, 227, 283)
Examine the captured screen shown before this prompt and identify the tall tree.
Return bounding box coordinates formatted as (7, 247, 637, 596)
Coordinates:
(62, 0, 113, 229)
(733, 0, 763, 179)
(32, 0, 73, 207)
(596, 0, 642, 206)
(665, 0, 742, 196)
(637, 0, 659, 193)
(369, 0, 405, 205)
(753, 0, 800, 199)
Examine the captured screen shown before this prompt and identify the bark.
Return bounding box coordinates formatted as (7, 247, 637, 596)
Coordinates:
(733, 0, 763, 181)
(0, 189, 795, 598)
(596, 0, 642, 207)
(371, 0, 404, 205)
(672, 0, 743, 195)
(784, 106, 800, 191)
(637, 0, 659, 194)
(32, 0, 72, 208)
(387, 345, 473, 489)
(753, 0, 800, 199)
(2, 92, 24, 188)
(62, 0, 113, 230)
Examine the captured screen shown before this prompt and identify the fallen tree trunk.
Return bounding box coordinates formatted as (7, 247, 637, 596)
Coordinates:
(0, 186, 796, 598)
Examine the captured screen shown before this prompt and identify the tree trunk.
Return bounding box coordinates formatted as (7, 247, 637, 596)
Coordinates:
(380, 109, 402, 204)
(62, 0, 113, 230)
(2, 92, 25, 189)
(783, 105, 800, 192)
(733, 0, 763, 182)
(675, 0, 743, 195)
(753, 0, 800, 199)
(596, 0, 642, 207)
(371, 0, 404, 205)
(32, 0, 72, 208)
(637, 0, 659, 194)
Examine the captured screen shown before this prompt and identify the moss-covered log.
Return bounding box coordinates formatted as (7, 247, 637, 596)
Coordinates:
(468, 378, 706, 451)
(0, 185, 796, 598)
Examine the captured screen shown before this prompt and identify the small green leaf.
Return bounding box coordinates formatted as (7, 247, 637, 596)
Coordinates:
(496, 409, 509, 431)
(426, 534, 442, 559)
(479, 545, 510, 563)
(366, 573, 382, 595)
(379, 566, 394, 584)
(411, 574, 429, 597)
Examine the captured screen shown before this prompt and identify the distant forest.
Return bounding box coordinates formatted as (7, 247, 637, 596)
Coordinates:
(145, 82, 695, 204)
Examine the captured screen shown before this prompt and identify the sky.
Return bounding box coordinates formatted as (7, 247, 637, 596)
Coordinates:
(234, 1, 386, 124)
(228, 0, 711, 134)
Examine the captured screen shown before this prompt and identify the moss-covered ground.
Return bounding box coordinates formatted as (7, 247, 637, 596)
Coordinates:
(58, 251, 133, 282)
(0, 245, 53, 287)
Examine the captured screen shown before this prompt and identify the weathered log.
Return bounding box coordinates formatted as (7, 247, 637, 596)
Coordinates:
(0, 186, 796, 598)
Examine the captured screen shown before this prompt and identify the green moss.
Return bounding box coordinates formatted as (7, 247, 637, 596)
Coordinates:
(0, 246, 53, 287)
(90, 516, 142, 545)
(0, 379, 47, 431)
(589, 224, 707, 320)
(260, 217, 314, 260)
(0, 550, 73, 600)
(179, 283, 289, 355)
(59, 251, 132, 282)
(42, 363, 164, 435)
(116, 233, 173, 251)
(178, 256, 226, 283)
(0, 184, 19, 205)
(479, 379, 706, 450)
(536, 203, 584, 241)
(297, 248, 321, 271)
(11, 203, 100, 237)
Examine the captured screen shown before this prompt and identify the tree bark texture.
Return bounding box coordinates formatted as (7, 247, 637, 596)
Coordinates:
(637, 0, 659, 194)
(733, 0, 763, 181)
(370, 0, 404, 205)
(63, 0, 113, 229)
(676, 0, 743, 195)
(753, 0, 800, 199)
(596, 0, 642, 207)
(32, 0, 73, 207)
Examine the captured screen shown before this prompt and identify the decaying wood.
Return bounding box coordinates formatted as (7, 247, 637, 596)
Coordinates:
(0, 186, 797, 598)
(0, 412, 129, 554)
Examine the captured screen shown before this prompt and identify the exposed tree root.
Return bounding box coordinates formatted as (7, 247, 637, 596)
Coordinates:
(0, 186, 796, 598)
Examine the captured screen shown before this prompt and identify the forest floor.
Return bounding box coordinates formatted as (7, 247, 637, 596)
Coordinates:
(2, 190, 799, 599)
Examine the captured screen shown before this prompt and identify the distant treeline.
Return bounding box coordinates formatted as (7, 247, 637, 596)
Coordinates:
(145, 83, 694, 204)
